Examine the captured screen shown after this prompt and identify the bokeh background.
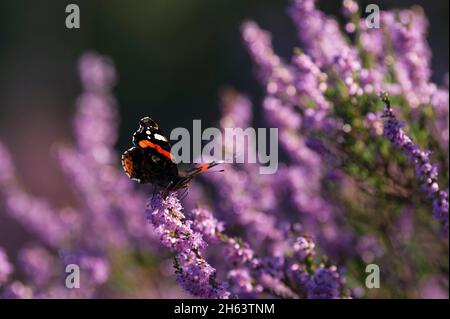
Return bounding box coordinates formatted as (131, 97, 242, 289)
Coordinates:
(0, 0, 448, 297)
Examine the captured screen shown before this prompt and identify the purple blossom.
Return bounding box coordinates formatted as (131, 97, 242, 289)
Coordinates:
(227, 268, 262, 297)
(148, 193, 207, 252)
(0, 142, 74, 247)
(0, 52, 181, 299)
(355, 236, 385, 264)
(241, 21, 296, 103)
(307, 266, 344, 299)
(175, 250, 230, 299)
(188, 207, 224, 244)
(18, 246, 54, 287)
(242, 21, 338, 131)
(433, 190, 449, 236)
(147, 192, 230, 298)
(341, 0, 359, 17)
(220, 89, 253, 129)
(150, 189, 348, 299)
(384, 9, 434, 108)
(1, 281, 33, 299)
(292, 236, 316, 262)
(80, 256, 110, 285)
(0, 248, 13, 286)
(429, 89, 449, 150)
(289, 0, 349, 67)
(382, 94, 448, 235)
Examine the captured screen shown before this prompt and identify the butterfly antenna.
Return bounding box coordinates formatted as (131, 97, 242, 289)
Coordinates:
(208, 169, 225, 173)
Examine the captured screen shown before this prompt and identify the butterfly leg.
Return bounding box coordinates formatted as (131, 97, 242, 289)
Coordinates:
(179, 187, 189, 201)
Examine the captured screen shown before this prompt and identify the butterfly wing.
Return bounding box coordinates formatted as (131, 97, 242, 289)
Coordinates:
(121, 147, 152, 183)
(122, 145, 179, 187)
(133, 117, 172, 153)
(125, 117, 218, 190)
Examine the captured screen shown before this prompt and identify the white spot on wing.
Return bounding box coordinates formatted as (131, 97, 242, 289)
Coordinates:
(154, 133, 168, 142)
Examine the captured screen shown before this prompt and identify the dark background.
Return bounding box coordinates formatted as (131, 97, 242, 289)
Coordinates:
(0, 0, 448, 250)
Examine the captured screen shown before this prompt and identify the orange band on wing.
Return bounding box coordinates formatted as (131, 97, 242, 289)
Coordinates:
(197, 163, 210, 172)
(139, 140, 173, 159)
(122, 154, 134, 176)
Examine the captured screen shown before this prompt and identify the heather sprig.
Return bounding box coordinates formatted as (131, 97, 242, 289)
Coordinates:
(0, 248, 13, 286)
(382, 93, 449, 235)
(187, 197, 348, 298)
(147, 192, 230, 298)
(149, 190, 349, 299)
(0, 53, 184, 299)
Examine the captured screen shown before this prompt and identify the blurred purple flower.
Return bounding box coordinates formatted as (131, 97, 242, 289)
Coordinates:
(0, 248, 13, 286)
(147, 192, 230, 298)
(382, 94, 448, 235)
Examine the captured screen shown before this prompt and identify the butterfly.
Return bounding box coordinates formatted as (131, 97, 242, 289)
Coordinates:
(121, 117, 220, 191)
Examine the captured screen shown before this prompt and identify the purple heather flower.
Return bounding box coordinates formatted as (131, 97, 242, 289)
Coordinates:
(18, 246, 54, 287)
(258, 272, 298, 299)
(364, 112, 384, 136)
(201, 161, 283, 249)
(289, 0, 349, 67)
(242, 22, 338, 132)
(291, 51, 330, 110)
(393, 206, 415, 241)
(429, 89, 449, 150)
(147, 192, 230, 298)
(0, 248, 13, 286)
(227, 268, 262, 297)
(0, 142, 14, 184)
(383, 9, 435, 108)
(220, 89, 253, 129)
(333, 47, 363, 96)
(223, 238, 255, 267)
(263, 97, 322, 170)
(175, 250, 230, 299)
(152, 190, 345, 298)
(307, 266, 344, 299)
(1, 281, 33, 299)
(292, 236, 316, 262)
(382, 94, 449, 234)
(80, 256, 110, 285)
(263, 96, 301, 130)
(0, 142, 73, 247)
(78, 51, 117, 94)
(355, 236, 385, 264)
(419, 276, 449, 299)
(341, 0, 359, 17)
(241, 21, 297, 103)
(58, 250, 111, 298)
(57, 52, 155, 249)
(2, 141, 77, 244)
(359, 25, 384, 58)
(148, 193, 207, 252)
(433, 189, 449, 236)
(188, 207, 224, 244)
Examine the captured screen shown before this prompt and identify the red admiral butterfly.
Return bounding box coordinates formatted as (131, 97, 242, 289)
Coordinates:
(122, 117, 220, 191)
